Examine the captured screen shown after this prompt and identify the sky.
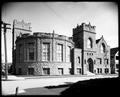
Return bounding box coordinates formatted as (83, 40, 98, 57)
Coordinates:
(1, 2, 118, 63)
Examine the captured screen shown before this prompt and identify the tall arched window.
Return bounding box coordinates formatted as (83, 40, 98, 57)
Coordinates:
(101, 43, 105, 53)
(87, 38, 92, 48)
(78, 56, 80, 63)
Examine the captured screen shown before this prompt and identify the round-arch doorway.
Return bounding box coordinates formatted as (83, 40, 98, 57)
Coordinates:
(87, 58, 94, 73)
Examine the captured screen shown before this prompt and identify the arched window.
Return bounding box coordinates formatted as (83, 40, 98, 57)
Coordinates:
(78, 56, 80, 63)
(87, 38, 92, 48)
(101, 43, 105, 53)
(84, 59, 86, 64)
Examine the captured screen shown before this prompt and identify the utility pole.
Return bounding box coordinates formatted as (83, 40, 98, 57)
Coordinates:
(12, 20, 15, 75)
(1, 21, 11, 80)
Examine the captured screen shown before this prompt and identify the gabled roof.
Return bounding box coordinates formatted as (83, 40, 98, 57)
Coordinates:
(96, 35, 108, 47)
(110, 47, 119, 55)
(96, 39, 101, 44)
(96, 35, 103, 44)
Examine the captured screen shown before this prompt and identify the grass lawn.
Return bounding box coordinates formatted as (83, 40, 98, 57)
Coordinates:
(18, 82, 73, 95)
(18, 86, 69, 95)
(18, 78, 119, 96)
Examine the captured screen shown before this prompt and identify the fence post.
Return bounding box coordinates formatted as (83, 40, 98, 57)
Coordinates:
(15, 86, 19, 95)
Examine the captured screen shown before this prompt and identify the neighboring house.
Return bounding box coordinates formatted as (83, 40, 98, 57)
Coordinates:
(110, 47, 119, 74)
(13, 21, 111, 75)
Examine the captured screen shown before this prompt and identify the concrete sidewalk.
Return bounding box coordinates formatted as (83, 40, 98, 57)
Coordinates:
(17, 74, 118, 79)
(2, 74, 118, 95)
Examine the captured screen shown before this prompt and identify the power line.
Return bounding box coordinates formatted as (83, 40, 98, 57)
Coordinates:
(43, 3, 70, 25)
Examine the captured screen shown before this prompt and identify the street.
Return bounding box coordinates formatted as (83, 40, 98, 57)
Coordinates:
(2, 74, 118, 95)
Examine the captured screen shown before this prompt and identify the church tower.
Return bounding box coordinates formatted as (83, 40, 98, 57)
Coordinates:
(73, 22, 96, 74)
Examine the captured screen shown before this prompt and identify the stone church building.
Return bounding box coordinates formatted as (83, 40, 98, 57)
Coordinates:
(14, 22, 111, 75)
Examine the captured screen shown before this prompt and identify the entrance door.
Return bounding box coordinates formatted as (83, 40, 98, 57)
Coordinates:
(87, 58, 94, 73)
(18, 68, 22, 75)
(28, 68, 34, 75)
(58, 68, 63, 75)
